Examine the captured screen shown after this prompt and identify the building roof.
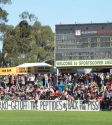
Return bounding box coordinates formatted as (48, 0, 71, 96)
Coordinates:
(17, 63, 52, 67)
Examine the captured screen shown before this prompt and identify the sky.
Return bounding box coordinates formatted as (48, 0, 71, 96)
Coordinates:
(3, 0, 112, 31)
(1, 0, 112, 72)
(1, 0, 112, 47)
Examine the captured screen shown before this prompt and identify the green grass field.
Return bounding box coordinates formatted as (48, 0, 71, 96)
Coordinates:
(0, 111, 112, 125)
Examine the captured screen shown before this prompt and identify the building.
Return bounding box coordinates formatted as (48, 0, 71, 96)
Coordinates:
(55, 22, 112, 74)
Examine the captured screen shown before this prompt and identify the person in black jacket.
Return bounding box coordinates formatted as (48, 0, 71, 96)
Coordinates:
(94, 73, 101, 90)
(109, 97, 112, 110)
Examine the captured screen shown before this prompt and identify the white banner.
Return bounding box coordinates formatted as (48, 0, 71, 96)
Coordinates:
(0, 100, 100, 111)
(67, 100, 100, 111)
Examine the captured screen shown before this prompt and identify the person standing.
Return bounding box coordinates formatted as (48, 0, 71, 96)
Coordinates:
(44, 74, 49, 88)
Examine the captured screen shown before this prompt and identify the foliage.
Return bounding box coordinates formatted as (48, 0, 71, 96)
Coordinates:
(0, 0, 11, 5)
(0, 0, 11, 33)
(0, 0, 12, 67)
(2, 11, 54, 67)
(19, 11, 37, 23)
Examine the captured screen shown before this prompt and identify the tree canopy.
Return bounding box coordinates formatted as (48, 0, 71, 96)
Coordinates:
(0, 0, 11, 33)
(2, 11, 54, 67)
(0, 0, 12, 67)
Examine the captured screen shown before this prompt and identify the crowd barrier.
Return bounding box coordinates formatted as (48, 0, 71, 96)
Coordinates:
(0, 100, 100, 111)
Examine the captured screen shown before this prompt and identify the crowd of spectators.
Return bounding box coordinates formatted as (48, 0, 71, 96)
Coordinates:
(0, 72, 112, 110)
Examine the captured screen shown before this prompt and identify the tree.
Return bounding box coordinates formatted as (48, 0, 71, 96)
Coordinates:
(3, 20, 38, 66)
(0, 0, 12, 33)
(2, 25, 17, 66)
(32, 23, 54, 62)
(0, 0, 12, 67)
(19, 11, 38, 25)
(19, 12, 54, 64)
(2, 11, 54, 67)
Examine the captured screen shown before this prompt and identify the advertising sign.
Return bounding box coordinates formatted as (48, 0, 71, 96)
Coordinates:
(16, 67, 34, 74)
(56, 59, 112, 67)
(0, 67, 16, 75)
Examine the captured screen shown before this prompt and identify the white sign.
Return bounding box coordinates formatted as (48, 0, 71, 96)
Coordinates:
(0, 100, 100, 111)
(75, 30, 81, 36)
(67, 100, 100, 111)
